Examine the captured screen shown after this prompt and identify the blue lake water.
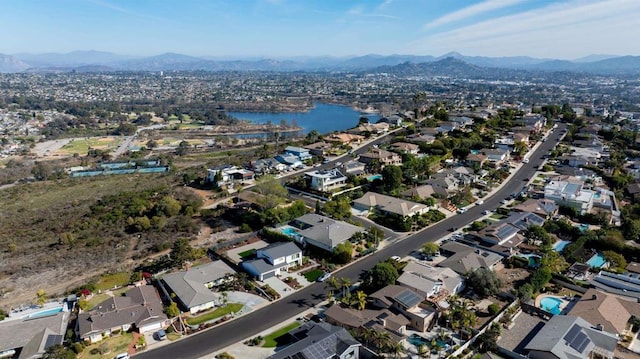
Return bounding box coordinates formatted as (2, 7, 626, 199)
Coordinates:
(227, 103, 381, 135)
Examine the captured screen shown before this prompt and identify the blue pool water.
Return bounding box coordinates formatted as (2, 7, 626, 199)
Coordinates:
(540, 297, 563, 315)
(587, 253, 607, 268)
(518, 254, 541, 268)
(553, 240, 571, 252)
(578, 224, 589, 232)
(470, 150, 480, 154)
(594, 192, 601, 199)
(408, 334, 448, 349)
(367, 174, 382, 182)
(280, 227, 300, 236)
(22, 307, 63, 319)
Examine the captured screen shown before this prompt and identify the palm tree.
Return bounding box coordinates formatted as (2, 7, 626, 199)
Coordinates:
(354, 290, 367, 310)
(385, 341, 405, 358)
(339, 277, 351, 299)
(372, 330, 392, 352)
(326, 277, 339, 300)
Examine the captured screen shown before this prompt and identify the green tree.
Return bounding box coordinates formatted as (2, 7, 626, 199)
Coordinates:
(603, 250, 627, 271)
(165, 301, 180, 317)
(382, 165, 403, 193)
(363, 262, 399, 291)
(114, 122, 137, 136)
(171, 237, 197, 268)
(465, 268, 502, 298)
(354, 290, 367, 310)
(367, 226, 385, 247)
(540, 251, 569, 273)
(253, 175, 288, 209)
(157, 196, 182, 217)
(524, 225, 553, 248)
(333, 241, 353, 264)
(43, 344, 76, 359)
(36, 289, 47, 307)
(322, 197, 353, 221)
(422, 242, 440, 256)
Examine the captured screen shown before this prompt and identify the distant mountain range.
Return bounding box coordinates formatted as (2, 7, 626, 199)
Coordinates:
(0, 50, 638, 75)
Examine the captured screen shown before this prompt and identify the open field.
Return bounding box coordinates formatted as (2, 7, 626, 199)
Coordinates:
(0, 173, 185, 308)
(58, 136, 121, 155)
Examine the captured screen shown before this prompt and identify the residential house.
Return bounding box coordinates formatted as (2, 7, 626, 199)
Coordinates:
(465, 153, 487, 168)
(341, 160, 366, 176)
(402, 185, 440, 201)
(513, 132, 530, 144)
(513, 198, 559, 218)
(476, 212, 546, 249)
(627, 262, 640, 275)
(482, 148, 510, 164)
(251, 157, 287, 174)
(305, 168, 348, 192)
(397, 261, 464, 300)
(518, 114, 547, 133)
(544, 180, 595, 214)
(304, 141, 333, 157)
(566, 263, 590, 281)
(275, 154, 303, 168)
(268, 321, 362, 359)
(358, 148, 402, 168)
(290, 213, 364, 253)
(449, 116, 474, 127)
(324, 304, 407, 347)
(76, 286, 168, 343)
(380, 114, 403, 127)
(555, 167, 603, 185)
(567, 288, 640, 337)
(438, 242, 504, 275)
(242, 242, 303, 281)
(161, 261, 235, 315)
(591, 270, 640, 299)
(207, 165, 255, 187)
(325, 133, 365, 145)
(390, 142, 420, 155)
(0, 306, 70, 359)
(406, 133, 436, 145)
(524, 315, 617, 359)
(347, 123, 389, 135)
(353, 192, 429, 217)
(436, 121, 458, 133)
(284, 146, 312, 161)
(370, 285, 436, 332)
(626, 183, 640, 201)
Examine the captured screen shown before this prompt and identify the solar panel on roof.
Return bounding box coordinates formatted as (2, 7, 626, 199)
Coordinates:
(564, 324, 582, 343)
(496, 225, 518, 239)
(44, 334, 63, 349)
(569, 332, 590, 353)
(395, 290, 422, 308)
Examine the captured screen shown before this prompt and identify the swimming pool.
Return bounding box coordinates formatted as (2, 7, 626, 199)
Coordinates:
(578, 224, 589, 232)
(587, 253, 607, 268)
(540, 297, 563, 315)
(279, 226, 301, 237)
(367, 174, 382, 182)
(553, 240, 571, 252)
(22, 306, 63, 319)
(408, 334, 449, 349)
(518, 254, 541, 268)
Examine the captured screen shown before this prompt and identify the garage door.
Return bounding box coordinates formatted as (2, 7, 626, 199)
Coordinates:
(139, 321, 163, 333)
(261, 271, 276, 280)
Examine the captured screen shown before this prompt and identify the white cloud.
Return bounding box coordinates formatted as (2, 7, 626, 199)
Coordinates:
(345, 4, 399, 20)
(409, 0, 640, 58)
(423, 0, 526, 30)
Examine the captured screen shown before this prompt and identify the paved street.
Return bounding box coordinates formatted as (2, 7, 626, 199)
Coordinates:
(136, 124, 566, 359)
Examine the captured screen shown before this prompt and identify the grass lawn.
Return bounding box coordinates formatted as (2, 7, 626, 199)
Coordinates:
(59, 137, 120, 155)
(262, 322, 301, 347)
(95, 272, 131, 291)
(303, 269, 323, 282)
(85, 287, 129, 310)
(186, 303, 243, 325)
(238, 249, 256, 259)
(490, 214, 507, 220)
(77, 332, 133, 359)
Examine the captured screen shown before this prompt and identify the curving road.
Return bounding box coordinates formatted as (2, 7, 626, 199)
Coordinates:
(137, 124, 566, 359)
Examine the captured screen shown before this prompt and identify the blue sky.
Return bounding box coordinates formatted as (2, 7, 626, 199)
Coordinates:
(0, 0, 638, 59)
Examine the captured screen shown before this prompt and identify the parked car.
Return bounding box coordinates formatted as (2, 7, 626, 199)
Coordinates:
(114, 354, 130, 359)
(391, 255, 401, 262)
(476, 199, 484, 205)
(155, 329, 167, 341)
(317, 272, 331, 282)
(482, 210, 491, 215)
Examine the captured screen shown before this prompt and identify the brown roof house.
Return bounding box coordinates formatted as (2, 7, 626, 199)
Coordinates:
(353, 192, 429, 218)
(370, 285, 436, 332)
(76, 285, 168, 343)
(390, 142, 420, 155)
(567, 288, 640, 335)
(358, 148, 402, 168)
(324, 304, 408, 348)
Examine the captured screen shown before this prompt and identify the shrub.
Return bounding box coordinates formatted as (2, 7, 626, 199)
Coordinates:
(488, 303, 500, 315)
(72, 342, 85, 354)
